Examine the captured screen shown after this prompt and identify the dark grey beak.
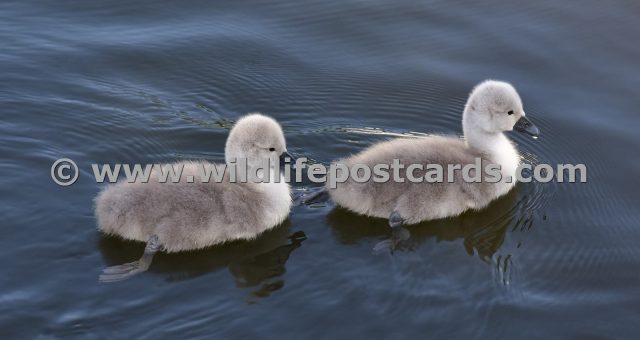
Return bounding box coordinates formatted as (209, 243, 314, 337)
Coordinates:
(514, 116, 540, 138)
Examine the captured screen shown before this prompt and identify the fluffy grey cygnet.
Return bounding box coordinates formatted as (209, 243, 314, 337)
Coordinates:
(324, 80, 540, 252)
(95, 113, 293, 281)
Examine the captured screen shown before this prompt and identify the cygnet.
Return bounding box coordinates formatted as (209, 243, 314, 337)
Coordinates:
(324, 80, 540, 251)
(95, 113, 293, 281)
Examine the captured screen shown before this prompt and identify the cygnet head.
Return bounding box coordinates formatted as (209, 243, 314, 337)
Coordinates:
(225, 113, 288, 169)
(463, 80, 539, 137)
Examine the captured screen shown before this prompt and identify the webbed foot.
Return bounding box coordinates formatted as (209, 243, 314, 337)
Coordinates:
(372, 226, 411, 254)
(99, 235, 162, 283)
(389, 211, 404, 228)
(288, 230, 307, 245)
(372, 211, 411, 255)
(99, 260, 149, 282)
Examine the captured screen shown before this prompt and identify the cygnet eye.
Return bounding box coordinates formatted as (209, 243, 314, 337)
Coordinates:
(507, 110, 514, 115)
(268, 147, 276, 152)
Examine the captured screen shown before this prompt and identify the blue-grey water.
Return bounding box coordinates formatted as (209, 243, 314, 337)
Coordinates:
(1, 0, 639, 338)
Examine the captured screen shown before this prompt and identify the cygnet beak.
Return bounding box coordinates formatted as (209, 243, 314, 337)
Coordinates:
(514, 116, 540, 138)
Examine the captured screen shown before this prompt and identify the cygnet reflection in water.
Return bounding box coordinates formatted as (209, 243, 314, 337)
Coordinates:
(99, 223, 306, 298)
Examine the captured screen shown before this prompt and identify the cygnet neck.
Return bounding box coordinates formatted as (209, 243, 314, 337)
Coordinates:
(462, 115, 520, 183)
(464, 127, 511, 155)
(462, 108, 514, 156)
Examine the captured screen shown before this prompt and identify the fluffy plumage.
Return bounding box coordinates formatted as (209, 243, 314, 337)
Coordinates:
(326, 80, 538, 225)
(95, 113, 292, 253)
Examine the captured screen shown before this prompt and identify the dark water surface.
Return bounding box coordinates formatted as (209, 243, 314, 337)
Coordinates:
(1, 0, 639, 338)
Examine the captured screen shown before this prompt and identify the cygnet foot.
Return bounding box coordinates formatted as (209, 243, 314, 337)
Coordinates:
(99, 235, 162, 283)
(288, 230, 307, 245)
(389, 211, 404, 228)
(372, 211, 411, 255)
(372, 227, 411, 255)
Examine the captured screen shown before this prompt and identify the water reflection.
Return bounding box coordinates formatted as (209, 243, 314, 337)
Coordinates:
(229, 231, 306, 299)
(326, 186, 521, 260)
(98, 223, 305, 298)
